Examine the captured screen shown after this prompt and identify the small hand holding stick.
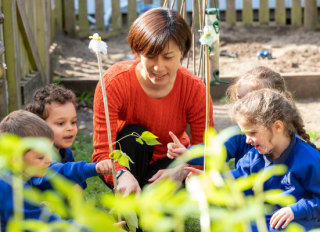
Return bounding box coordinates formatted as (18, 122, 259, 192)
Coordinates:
(88, 33, 118, 191)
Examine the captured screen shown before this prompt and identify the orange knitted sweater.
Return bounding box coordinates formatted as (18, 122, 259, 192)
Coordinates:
(92, 60, 214, 184)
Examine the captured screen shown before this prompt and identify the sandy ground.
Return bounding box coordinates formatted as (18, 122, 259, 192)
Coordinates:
(50, 24, 320, 143)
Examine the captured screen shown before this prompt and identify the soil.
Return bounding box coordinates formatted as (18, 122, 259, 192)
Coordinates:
(51, 23, 320, 143)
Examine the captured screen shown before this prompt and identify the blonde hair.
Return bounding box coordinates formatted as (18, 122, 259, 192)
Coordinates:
(0, 110, 54, 139)
(227, 66, 293, 102)
(232, 89, 317, 150)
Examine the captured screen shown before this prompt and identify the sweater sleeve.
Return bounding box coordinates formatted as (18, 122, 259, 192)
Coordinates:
(289, 165, 320, 221)
(186, 74, 214, 145)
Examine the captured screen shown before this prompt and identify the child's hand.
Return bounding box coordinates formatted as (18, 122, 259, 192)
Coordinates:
(270, 207, 294, 229)
(95, 159, 113, 175)
(167, 131, 188, 159)
(184, 166, 202, 184)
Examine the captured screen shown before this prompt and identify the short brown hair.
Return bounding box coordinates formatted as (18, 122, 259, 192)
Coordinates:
(128, 7, 191, 58)
(25, 84, 76, 120)
(0, 110, 54, 139)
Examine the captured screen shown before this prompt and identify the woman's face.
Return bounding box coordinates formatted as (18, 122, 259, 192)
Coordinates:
(138, 40, 183, 88)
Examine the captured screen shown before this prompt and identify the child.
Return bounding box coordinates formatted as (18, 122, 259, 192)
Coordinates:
(26, 84, 95, 189)
(168, 66, 293, 167)
(0, 110, 114, 231)
(230, 89, 320, 231)
(25, 84, 77, 163)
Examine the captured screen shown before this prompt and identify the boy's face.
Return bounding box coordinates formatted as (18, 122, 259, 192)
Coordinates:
(45, 102, 78, 150)
(23, 150, 52, 177)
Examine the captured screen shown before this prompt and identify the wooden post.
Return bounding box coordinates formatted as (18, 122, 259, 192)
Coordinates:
(192, 0, 200, 29)
(304, 0, 317, 30)
(111, 0, 122, 31)
(291, 0, 302, 26)
(63, 0, 76, 37)
(127, 0, 137, 28)
(259, 0, 269, 25)
(36, 0, 50, 84)
(275, 0, 286, 25)
(177, 0, 187, 20)
(55, 0, 63, 35)
(226, 0, 236, 25)
(3, 0, 21, 111)
(243, 0, 253, 25)
(79, 0, 89, 33)
(95, 0, 105, 30)
(210, 0, 219, 8)
(144, 0, 153, 3)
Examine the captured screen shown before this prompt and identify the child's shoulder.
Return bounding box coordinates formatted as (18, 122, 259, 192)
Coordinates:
(293, 136, 320, 163)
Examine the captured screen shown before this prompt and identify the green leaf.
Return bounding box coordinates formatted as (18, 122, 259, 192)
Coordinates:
(117, 151, 133, 169)
(109, 150, 133, 169)
(109, 150, 121, 160)
(139, 131, 161, 146)
(135, 137, 143, 145)
(124, 212, 138, 232)
(264, 189, 296, 206)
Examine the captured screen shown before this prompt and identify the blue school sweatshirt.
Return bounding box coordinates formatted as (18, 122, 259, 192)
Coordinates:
(58, 148, 87, 189)
(0, 162, 97, 231)
(230, 135, 320, 231)
(187, 134, 252, 167)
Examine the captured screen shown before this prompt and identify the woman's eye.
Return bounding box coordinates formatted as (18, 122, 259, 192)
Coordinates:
(164, 56, 173, 60)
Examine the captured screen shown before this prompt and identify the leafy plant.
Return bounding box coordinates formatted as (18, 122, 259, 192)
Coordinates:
(78, 91, 94, 108)
(0, 128, 308, 232)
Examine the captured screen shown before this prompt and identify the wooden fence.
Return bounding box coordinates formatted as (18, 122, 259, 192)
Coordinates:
(0, 0, 51, 119)
(0, 0, 319, 118)
(57, 0, 319, 40)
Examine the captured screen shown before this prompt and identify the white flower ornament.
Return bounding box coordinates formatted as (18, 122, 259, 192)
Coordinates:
(88, 33, 108, 55)
(199, 25, 214, 46)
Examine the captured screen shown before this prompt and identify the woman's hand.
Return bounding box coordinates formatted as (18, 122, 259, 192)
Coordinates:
(148, 163, 189, 184)
(117, 171, 141, 196)
(167, 131, 188, 159)
(270, 207, 294, 230)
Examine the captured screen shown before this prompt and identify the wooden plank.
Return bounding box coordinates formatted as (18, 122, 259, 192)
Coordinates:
(144, 0, 153, 3)
(16, 0, 46, 82)
(304, 0, 317, 30)
(95, 0, 104, 30)
(112, 0, 122, 31)
(50, 0, 55, 41)
(193, 0, 200, 29)
(275, 0, 285, 24)
(63, 0, 75, 37)
(127, 0, 137, 28)
(79, 0, 89, 33)
(3, 0, 21, 111)
(243, 0, 253, 25)
(291, 0, 302, 26)
(259, 0, 269, 24)
(20, 71, 43, 105)
(226, 0, 236, 25)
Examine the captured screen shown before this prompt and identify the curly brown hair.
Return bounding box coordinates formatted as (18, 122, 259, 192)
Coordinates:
(25, 84, 76, 120)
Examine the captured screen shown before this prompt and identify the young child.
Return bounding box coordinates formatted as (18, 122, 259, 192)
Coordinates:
(25, 84, 77, 163)
(25, 84, 95, 189)
(230, 89, 320, 231)
(0, 110, 114, 231)
(168, 66, 293, 167)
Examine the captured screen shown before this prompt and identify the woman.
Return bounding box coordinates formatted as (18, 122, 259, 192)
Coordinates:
(92, 7, 213, 195)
